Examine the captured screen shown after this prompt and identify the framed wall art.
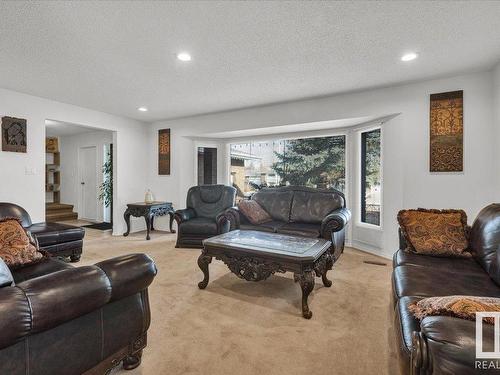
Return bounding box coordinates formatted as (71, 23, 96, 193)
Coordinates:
(2, 116, 27, 153)
(158, 128, 171, 175)
(429, 90, 463, 172)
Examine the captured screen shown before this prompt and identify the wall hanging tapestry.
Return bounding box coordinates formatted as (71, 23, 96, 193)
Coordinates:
(158, 128, 171, 175)
(2, 116, 27, 153)
(429, 90, 463, 172)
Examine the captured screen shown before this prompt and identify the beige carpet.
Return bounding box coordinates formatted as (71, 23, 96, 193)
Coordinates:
(76, 226, 398, 375)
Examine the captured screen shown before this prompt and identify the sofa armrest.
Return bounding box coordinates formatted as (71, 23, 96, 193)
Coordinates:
(95, 253, 157, 302)
(222, 206, 240, 230)
(216, 209, 235, 233)
(174, 208, 196, 224)
(321, 207, 351, 234)
(413, 316, 485, 374)
(0, 254, 156, 350)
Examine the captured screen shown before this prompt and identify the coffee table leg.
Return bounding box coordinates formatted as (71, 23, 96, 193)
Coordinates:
(197, 252, 212, 289)
(294, 270, 315, 319)
(322, 254, 334, 287)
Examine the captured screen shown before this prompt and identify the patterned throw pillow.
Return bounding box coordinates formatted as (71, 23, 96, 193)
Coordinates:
(397, 208, 470, 258)
(409, 296, 500, 324)
(238, 200, 272, 225)
(0, 218, 44, 269)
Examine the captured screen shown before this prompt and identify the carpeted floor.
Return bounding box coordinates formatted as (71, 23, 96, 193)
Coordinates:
(75, 226, 398, 375)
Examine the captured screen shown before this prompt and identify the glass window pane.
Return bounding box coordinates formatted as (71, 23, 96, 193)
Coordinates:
(361, 129, 381, 226)
(230, 136, 345, 202)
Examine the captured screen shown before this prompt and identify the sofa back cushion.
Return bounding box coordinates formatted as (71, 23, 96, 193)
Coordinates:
(0, 218, 44, 269)
(0, 258, 14, 287)
(290, 190, 343, 224)
(252, 189, 293, 222)
(187, 185, 236, 219)
(397, 209, 470, 258)
(470, 204, 500, 285)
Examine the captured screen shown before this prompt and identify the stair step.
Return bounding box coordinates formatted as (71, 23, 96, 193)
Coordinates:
(46, 203, 74, 211)
(46, 211, 78, 222)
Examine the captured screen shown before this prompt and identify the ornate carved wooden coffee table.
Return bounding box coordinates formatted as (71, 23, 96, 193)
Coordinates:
(198, 230, 333, 319)
(123, 201, 175, 240)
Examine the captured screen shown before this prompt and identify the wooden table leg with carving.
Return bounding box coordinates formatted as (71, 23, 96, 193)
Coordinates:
(197, 251, 212, 289)
(294, 270, 315, 319)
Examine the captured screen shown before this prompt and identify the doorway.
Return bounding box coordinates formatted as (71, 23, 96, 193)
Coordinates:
(197, 147, 218, 185)
(79, 146, 98, 221)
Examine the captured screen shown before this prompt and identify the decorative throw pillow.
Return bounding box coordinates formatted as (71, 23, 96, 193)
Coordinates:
(238, 200, 272, 225)
(409, 296, 500, 324)
(397, 208, 470, 258)
(0, 218, 45, 269)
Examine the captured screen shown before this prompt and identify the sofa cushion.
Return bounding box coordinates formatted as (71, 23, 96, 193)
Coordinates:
(277, 222, 320, 237)
(392, 265, 500, 299)
(0, 219, 44, 268)
(469, 203, 500, 285)
(28, 223, 85, 247)
(393, 249, 484, 276)
(397, 209, 470, 258)
(290, 191, 343, 224)
(179, 217, 218, 235)
(0, 258, 14, 287)
(240, 220, 286, 233)
(237, 200, 272, 225)
(12, 258, 73, 283)
(252, 190, 293, 222)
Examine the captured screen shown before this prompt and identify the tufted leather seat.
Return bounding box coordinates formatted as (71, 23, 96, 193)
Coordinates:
(174, 185, 236, 248)
(0, 203, 84, 262)
(392, 203, 500, 374)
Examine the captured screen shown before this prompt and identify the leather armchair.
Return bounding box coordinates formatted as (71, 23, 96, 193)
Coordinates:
(174, 185, 236, 248)
(0, 202, 85, 262)
(0, 253, 157, 374)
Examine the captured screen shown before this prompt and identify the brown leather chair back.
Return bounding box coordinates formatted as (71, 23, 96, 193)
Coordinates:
(0, 202, 32, 227)
(470, 203, 500, 285)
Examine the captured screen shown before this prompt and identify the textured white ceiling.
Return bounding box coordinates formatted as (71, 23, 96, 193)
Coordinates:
(1, 1, 500, 121)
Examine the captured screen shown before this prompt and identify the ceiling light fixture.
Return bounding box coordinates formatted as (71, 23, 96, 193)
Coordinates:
(138, 107, 148, 112)
(177, 52, 192, 62)
(401, 52, 418, 62)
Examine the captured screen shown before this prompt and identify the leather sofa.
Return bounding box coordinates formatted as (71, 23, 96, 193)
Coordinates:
(224, 186, 351, 261)
(0, 253, 157, 374)
(0, 202, 84, 262)
(392, 203, 500, 374)
(174, 185, 236, 248)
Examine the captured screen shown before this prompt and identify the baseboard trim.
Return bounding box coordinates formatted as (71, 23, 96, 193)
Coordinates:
(348, 240, 392, 260)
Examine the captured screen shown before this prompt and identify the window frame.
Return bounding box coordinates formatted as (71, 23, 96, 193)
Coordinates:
(358, 126, 383, 229)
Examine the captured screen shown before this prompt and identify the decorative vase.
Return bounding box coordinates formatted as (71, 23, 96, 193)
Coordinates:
(145, 189, 154, 204)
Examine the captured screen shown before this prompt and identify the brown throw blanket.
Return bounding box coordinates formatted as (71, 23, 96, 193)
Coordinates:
(409, 296, 500, 324)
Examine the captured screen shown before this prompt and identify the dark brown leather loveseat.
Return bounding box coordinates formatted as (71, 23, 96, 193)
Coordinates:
(0, 202, 85, 262)
(0, 253, 157, 374)
(392, 203, 500, 374)
(224, 186, 351, 261)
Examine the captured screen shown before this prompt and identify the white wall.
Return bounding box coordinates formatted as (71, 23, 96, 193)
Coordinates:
(493, 63, 500, 203)
(0, 87, 149, 235)
(147, 71, 496, 258)
(59, 130, 113, 222)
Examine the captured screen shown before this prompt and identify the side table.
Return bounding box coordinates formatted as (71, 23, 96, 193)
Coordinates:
(123, 201, 175, 240)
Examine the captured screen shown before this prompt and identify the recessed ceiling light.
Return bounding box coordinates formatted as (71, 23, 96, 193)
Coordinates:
(401, 52, 418, 62)
(138, 107, 148, 112)
(177, 52, 192, 62)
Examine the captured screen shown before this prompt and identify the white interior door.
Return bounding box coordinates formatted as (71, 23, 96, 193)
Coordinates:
(79, 146, 98, 221)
